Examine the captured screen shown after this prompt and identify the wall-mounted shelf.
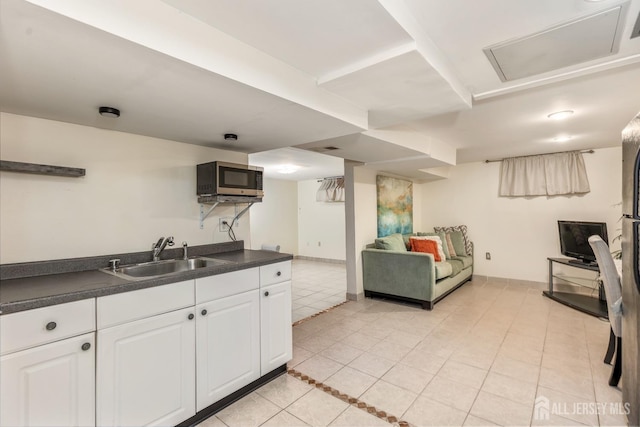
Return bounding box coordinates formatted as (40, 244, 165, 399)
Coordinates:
(198, 195, 262, 229)
(0, 160, 85, 177)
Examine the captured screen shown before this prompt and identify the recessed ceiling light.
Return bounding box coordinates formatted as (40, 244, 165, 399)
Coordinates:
(277, 164, 299, 174)
(99, 106, 120, 118)
(224, 133, 238, 141)
(553, 135, 573, 142)
(547, 110, 574, 120)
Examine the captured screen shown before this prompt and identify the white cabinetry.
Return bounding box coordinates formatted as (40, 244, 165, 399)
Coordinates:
(0, 259, 292, 427)
(260, 261, 292, 373)
(0, 300, 96, 427)
(96, 281, 195, 427)
(195, 268, 260, 411)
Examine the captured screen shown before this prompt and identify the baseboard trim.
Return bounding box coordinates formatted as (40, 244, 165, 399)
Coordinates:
(472, 275, 545, 288)
(294, 255, 346, 264)
(177, 365, 287, 427)
(346, 292, 363, 301)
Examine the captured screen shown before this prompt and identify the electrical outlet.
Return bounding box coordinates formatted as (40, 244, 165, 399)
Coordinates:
(486, 252, 491, 260)
(219, 217, 236, 232)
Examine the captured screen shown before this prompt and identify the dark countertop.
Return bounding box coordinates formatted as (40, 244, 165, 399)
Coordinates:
(0, 242, 292, 315)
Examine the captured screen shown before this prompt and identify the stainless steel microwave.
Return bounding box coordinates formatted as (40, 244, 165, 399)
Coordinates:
(197, 161, 264, 197)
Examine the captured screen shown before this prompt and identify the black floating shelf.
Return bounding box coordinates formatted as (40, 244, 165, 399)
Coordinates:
(0, 160, 85, 178)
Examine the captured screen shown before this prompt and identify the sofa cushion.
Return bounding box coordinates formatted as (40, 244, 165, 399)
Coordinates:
(434, 225, 472, 255)
(448, 259, 464, 277)
(452, 255, 473, 269)
(434, 262, 453, 280)
(448, 231, 466, 257)
(417, 232, 450, 259)
(410, 238, 442, 261)
(375, 233, 407, 251)
(402, 233, 414, 250)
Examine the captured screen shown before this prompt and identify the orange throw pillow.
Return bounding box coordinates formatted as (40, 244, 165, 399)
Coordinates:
(410, 238, 442, 261)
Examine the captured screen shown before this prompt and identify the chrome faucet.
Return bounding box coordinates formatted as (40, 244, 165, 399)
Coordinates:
(152, 236, 174, 261)
(182, 241, 188, 260)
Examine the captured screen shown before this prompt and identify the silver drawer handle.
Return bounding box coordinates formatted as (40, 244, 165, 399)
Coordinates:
(45, 321, 57, 331)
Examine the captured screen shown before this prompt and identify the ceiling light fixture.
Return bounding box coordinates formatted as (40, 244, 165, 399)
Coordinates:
(553, 135, 573, 142)
(224, 133, 238, 141)
(99, 106, 120, 118)
(277, 164, 299, 174)
(547, 110, 574, 120)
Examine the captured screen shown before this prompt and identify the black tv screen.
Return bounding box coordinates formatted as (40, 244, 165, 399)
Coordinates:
(558, 220, 608, 264)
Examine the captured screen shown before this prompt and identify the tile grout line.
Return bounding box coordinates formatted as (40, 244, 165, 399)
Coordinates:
(290, 300, 415, 426)
(291, 300, 349, 327)
(583, 316, 603, 427)
(286, 368, 412, 427)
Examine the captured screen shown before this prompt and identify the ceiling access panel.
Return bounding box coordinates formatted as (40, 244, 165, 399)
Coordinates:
(484, 3, 629, 82)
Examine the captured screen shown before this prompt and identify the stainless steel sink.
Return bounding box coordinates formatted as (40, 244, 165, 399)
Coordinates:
(100, 257, 233, 280)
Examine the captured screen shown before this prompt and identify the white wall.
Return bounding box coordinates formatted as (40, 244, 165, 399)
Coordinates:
(249, 177, 298, 255)
(0, 113, 249, 264)
(297, 179, 346, 260)
(417, 147, 622, 283)
(247, 177, 347, 261)
(348, 166, 378, 297)
(346, 165, 424, 297)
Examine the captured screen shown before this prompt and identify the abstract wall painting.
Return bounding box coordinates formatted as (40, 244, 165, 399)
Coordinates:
(376, 175, 413, 237)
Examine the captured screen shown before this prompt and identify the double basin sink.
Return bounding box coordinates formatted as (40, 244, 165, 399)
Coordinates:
(101, 257, 233, 280)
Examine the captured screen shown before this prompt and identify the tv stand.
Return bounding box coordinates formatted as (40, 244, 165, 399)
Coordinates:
(567, 258, 597, 267)
(543, 257, 607, 319)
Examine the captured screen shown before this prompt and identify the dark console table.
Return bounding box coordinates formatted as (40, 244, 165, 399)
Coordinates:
(543, 257, 608, 319)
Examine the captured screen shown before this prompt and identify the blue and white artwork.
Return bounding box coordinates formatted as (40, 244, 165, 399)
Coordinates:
(376, 175, 413, 237)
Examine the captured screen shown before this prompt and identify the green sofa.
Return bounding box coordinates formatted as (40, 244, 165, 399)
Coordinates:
(362, 232, 473, 310)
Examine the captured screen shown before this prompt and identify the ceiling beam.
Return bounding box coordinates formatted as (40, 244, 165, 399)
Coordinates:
(376, 0, 472, 109)
(24, 0, 369, 130)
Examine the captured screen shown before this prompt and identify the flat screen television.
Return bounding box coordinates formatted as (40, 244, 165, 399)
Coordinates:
(558, 220, 608, 265)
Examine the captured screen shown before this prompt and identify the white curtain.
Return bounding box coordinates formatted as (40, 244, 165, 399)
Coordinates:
(316, 177, 345, 202)
(499, 151, 590, 197)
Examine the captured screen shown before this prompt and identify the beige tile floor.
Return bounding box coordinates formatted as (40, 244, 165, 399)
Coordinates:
(291, 259, 347, 322)
(199, 266, 627, 427)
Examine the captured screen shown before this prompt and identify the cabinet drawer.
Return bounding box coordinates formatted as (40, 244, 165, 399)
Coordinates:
(0, 299, 95, 355)
(260, 261, 292, 287)
(196, 268, 259, 304)
(97, 280, 194, 329)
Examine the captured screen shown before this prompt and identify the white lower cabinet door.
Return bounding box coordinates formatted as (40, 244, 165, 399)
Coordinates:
(196, 290, 260, 411)
(0, 332, 95, 427)
(97, 307, 196, 427)
(260, 281, 292, 373)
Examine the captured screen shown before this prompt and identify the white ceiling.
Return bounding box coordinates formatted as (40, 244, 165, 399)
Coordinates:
(2, 0, 640, 182)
